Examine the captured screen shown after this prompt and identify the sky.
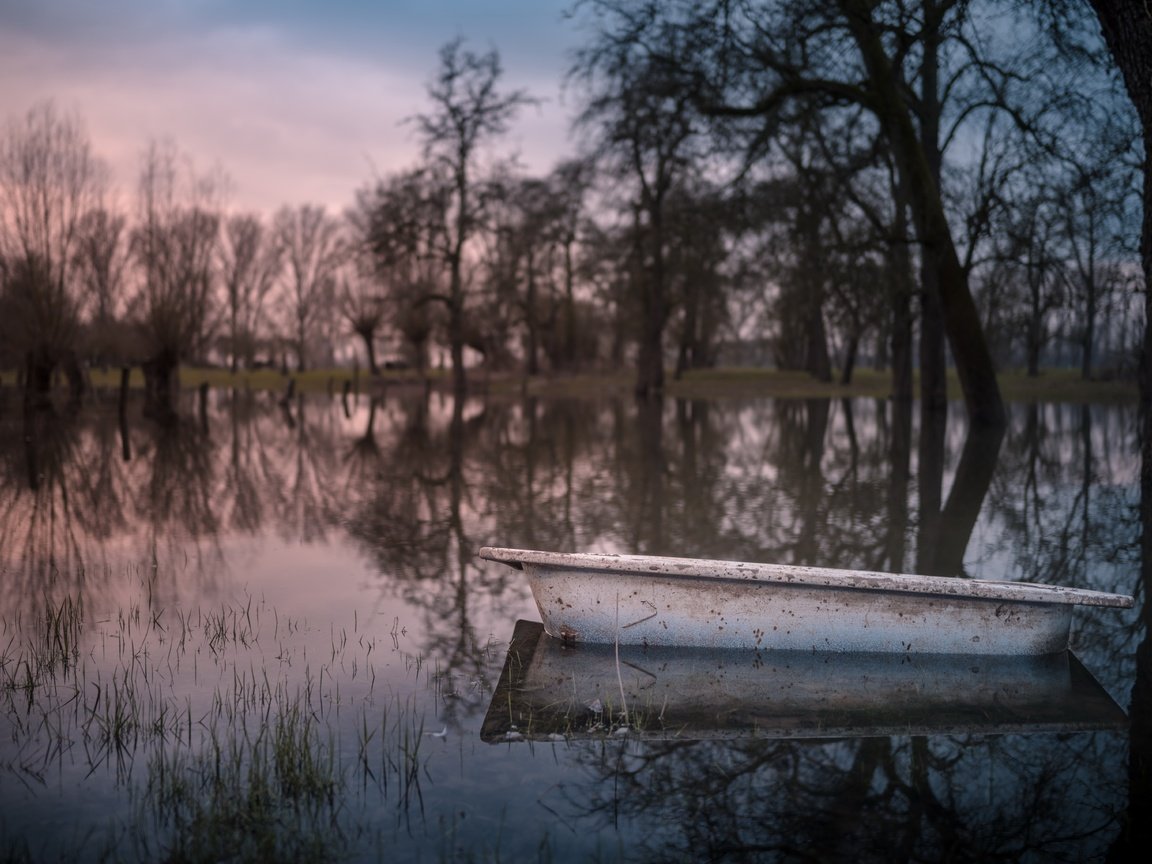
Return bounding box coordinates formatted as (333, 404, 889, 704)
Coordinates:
(0, 0, 586, 214)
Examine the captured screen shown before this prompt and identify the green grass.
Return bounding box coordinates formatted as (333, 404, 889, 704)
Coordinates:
(0, 588, 445, 862)
(0, 363, 1137, 402)
(995, 367, 1137, 403)
(506, 366, 1138, 403)
(678, 366, 1138, 403)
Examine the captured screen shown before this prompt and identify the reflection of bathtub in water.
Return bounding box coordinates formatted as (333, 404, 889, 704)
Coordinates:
(480, 621, 1128, 742)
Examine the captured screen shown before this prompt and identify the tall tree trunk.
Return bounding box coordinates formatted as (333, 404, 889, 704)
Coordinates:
(805, 299, 833, 382)
(525, 256, 539, 376)
(295, 314, 307, 372)
(840, 327, 860, 386)
(358, 328, 379, 375)
(63, 352, 86, 403)
(1026, 307, 1041, 378)
(889, 195, 915, 402)
(636, 279, 665, 398)
(449, 297, 466, 396)
(230, 305, 239, 373)
(1086, 9, 1152, 858)
(675, 282, 699, 381)
(635, 209, 666, 399)
(1086, 2, 1152, 405)
(449, 180, 469, 395)
(563, 237, 577, 370)
(1082, 275, 1097, 380)
(840, 0, 1005, 426)
(920, 270, 947, 405)
(142, 352, 178, 422)
(22, 350, 54, 407)
(918, 0, 948, 413)
(448, 248, 467, 395)
(797, 204, 833, 382)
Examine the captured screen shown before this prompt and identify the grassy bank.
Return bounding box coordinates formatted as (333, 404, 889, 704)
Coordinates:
(0, 364, 1138, 403)
(678, 367, 1137, 403)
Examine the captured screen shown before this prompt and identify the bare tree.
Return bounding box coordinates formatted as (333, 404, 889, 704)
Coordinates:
(482, 170, 569, 376)
(1075, 11, 1152, 863)
(357, 166, 451, 375)
(1085, 1, 1152, 402)
(217, 212, 281, 372)
(572, 9, 702, 398)
(665, 178, 731, 379)
(339, 270, 385, 375)
(1056, 138, 1140, 380)
(409, 38, 535, 394)
(73, 198, 129, 368)
(1008, 196, 1064, 378)
(549, 159, 594, 370)
(576, 0, 1010, 423)
(273, 204, 343, 372)
(130, 139, 221, 416)
(0, 101, 103, 401)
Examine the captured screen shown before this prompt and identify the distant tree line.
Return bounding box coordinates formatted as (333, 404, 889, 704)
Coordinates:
(0, 2, 1146, 422)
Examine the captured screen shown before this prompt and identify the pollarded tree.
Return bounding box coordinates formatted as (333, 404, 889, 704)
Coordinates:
(339, 268, 386, 375)
(130, 139, 221, 415)
(409, 38, 535, 394)
(0, 254, 80, 396)
(0, 101, 103, 401)
(73, 201, 130, 368)
(341, 178, 390, 375)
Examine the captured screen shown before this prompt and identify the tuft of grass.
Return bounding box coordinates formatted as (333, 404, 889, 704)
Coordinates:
(1, 589, 443, 861)
(141, 691, 345, 864)
(1, 594, 85, 700)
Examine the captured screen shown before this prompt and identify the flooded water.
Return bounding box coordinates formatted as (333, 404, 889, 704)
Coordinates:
(0, 387, 1144, 862)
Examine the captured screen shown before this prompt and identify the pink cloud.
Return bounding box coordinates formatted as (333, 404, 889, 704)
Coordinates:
(0, 22, 573, 216)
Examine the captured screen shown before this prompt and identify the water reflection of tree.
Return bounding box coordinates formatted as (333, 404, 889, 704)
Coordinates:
(223, 389, 272, 534)
(553, 731, 1124, 861)
(448, 395, 1014, 578)
(924, 420, 1006, 576)
(683, 398, 916, 571)
(978, 403, 1140, 682)
(342, 395, 523, 724)
(0, 407, 91, 601)
(4, 392, 1142, 728)
(0, 395, 293, 613)
(985, 403, 1138, 593)
(278, 395, 343, 544)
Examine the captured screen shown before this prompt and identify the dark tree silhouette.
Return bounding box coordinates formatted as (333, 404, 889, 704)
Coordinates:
(408, 39, 534, 394)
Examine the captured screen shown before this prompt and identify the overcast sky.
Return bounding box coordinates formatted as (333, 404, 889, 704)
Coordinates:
(0, 1, 586, 214)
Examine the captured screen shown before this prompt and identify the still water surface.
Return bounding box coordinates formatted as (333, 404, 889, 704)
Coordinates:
(0, 388, 1143, 861)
